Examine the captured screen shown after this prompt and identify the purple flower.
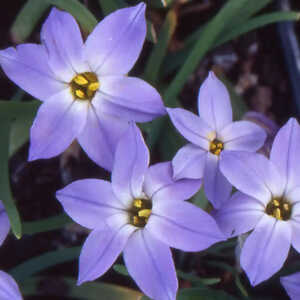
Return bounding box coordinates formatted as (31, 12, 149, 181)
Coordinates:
(56, 123, 225, 300)
(0, 271, 22, 300)
(0, 3, 165, 170)
(215, 118, 300, 286)
(281, 272, 300, 300)
(0, 201, 10, 247)
(167, 71, 266, 208)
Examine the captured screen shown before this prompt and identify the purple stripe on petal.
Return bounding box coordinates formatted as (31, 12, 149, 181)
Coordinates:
(123, 229, 178, 300)
(0, 44, 64, 101)
(241, 215, 291, 286)
(167, 107, 211, 149)
(204, 152, 232, 209)
(78, 223, 135, 285)
(0, 271, 22, 300)
(148, 199, 225, 251)
(98, 76, 165, 122)
(220, 120, 266, 152)
(28, 89, 88, 161)
(172, 143, 206, 180)
(280, 272, 300, 300)
(85, 3, 146, 76)
(41, 8, 87, 81)
(112, 123, 149, 206)
(214, 191, 264, 237)
(56, 179, 125, 229)
(198, 71, 232, 132)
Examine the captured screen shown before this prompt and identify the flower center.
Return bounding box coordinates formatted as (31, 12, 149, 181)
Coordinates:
(265, 197, 292, 221)
(209, 139, 224, 156)
(129, 198, 152, 228)
(69, 72, 99, 101)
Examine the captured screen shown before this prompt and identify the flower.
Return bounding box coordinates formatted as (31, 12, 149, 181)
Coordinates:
(167, 71, 266, 208)
(280, 272, 300, 300)
(0, 271, 22, 300)
(0, 201, 10, 247)
(56, 123, 225, 300)
(0, 3, 165, 170)
(215, 118, 300, 286)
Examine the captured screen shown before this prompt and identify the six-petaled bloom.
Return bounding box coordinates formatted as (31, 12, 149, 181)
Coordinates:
(167, 71, 266, 208)
(0, 3, 165, 170)
(215, 118, 300, 286)
(280, 272, 300, 300)
(0, 271, 22, 300)
(56, 123, 225, 300)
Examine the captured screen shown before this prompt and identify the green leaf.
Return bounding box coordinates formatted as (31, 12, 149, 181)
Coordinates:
(21, 276, 142, 299)
(113, 264, 130, 276)
(22, 213, 73, 235)
(178, 287, 238, 300)
(98, 0, 126, 16)
(143, 9, 177, 84)
(0, 119, 22, 238)
(177, 270, 220, 286)
(10, 0, 50, 43)
(10, 246, 81, 282)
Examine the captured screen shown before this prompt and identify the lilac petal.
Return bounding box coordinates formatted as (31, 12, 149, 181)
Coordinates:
(77, 103, 130, 171)
(144, 162, 201, 202)
(241, 215, 292, 286)
(0, 271, 22, 300)
(112, 123, 149, 206)
(85, 3, 146, 76)
(198, 71, 232, 131)
(172, 143, 207, 180)
(97, 76, 165, 122)
(0, 202, 10, 247)
(220, 151, 285, 205)
(214, 191, 264, 237)
(148, 199, 225, 251)
(56, 179, 125, 229)
(220, 120, 266, 152)
(0, 44, 64, 101)
(78, 223, 135, 285)
(280, 272, 300, 300)
(41, 8, 87, 81)
(28, 89, 88, 161)
(123, 229, 178, 300)
(167, 108, 211, 150)
(204, 152, 232, 209)
(270, 118, 300, 193)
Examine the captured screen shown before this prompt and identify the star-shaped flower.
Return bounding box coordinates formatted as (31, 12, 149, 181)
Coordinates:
(0, 3, 165, 170)
(56, 123, 225, 300)
(280, 272, 300, 300)
(167, 71, 266, 208)
(215, 118, 300, 285)
(0, 271, 22, 300)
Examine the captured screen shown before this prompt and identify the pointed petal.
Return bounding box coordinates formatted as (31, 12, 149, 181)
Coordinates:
(204, 152, 232, 209)
(167, 108, 211, 149)
(112, 123, 149, 206)
(0, 44, 64, 101)
(198, 71, 232, 131)
(41, 8, 87, 81)
(270, 118, 300, 193)
(241, 215, 292, 286)
(97, 76, 165, 122)
(85, 3, 146, 76)
(220, 120, 266, 152)
(214, 191, 264, 237)
(124, 229, 178, 300)
(56, 179, 125, 229)
(0, 271, 22, 300)
(148, 199, 225, 251)
(291, 218, 300, 253)
(28, 89, 88, 161)
(220, 151, 285, 204)
(280, 272, 300, 300)
(172, 143, 206, 180)
(78, 103, 130, 171)
(78, 223, 135, 285)
(0, 201, 10, 247)
(144, 162, 201, 202)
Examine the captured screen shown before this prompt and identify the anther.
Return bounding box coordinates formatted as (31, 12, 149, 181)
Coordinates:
(209, 139, 224, 156)
(88, 82, 100, 92)
(138, 209, 151, 218)
(73, 75, 88, 85)
(75, 90, 85, 99)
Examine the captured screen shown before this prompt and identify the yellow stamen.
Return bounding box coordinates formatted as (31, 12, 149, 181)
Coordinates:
(75, 89, 85, 99)
(138, 209, 151, 218)
(88, 82, 100, 91)
(133, 216, 139, 226)
(283, 203, 290, 211)
(273, 199, 280, 207)
(133, 199, 142, 208)
(73, 75, 88, 85)
(274, 208, 282, 220)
